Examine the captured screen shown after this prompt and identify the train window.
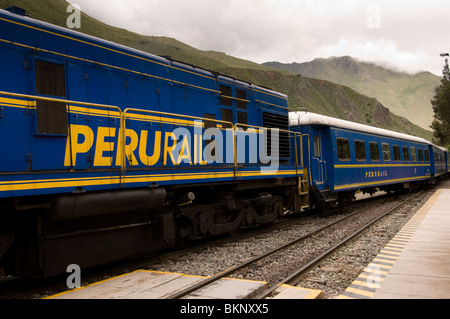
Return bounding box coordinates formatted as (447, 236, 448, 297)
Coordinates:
(418, 149, 424, 162)
(402, 147, 410, 161)
(34, 59, 68, 135)
(369, 142, 380, 161)
(425, 149, 430, 162)
(393, 145, 401, 161)
(410, 147, 417, 162)
(220, 85, 233, 107)
(236, 89, 248, 110)
(354, 141, 366, 161)
(434, 152, 439, 162)
(382, 143, 391, 161)
(337, 138, 350, 161)
(314, 135, 321, 157)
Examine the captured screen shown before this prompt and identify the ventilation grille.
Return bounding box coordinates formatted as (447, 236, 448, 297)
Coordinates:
(35, 60, 66, 97)
(36, 100, 68, 135)
(34, 59, 67, 135)
(262, 112, 290, 158)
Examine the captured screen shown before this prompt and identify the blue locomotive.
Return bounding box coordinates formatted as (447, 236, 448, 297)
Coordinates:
(0, 8, 306, 277)
(0, 7, 446, 278)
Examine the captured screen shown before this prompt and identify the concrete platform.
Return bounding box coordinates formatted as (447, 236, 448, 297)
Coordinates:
(270, 284, 323, 299)
(46, 270, 322, 299)
(339, 188, 450, 299)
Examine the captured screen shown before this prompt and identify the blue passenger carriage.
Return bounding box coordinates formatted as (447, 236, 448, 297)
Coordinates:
(431, 145, 447, 180)
(447, 150, 450, 175)
(290, 112, 432, 208)
(0, 8, 303, 277)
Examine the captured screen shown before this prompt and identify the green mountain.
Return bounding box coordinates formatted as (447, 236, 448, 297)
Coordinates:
(223, 67, 432, 140)
(264, 57, 440, 131)
(0, 0, 433, 140)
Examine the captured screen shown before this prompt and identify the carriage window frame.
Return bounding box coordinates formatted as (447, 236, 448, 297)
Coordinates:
(402, 146, 410, 162)
(382, 143, 391, 161)
(410, 147, 417, 162)
(393, 145, 401, 161)
(369, 142, 380, 161)
(418, 149, 424, 162)
(424, 149, 430, 162)
(314, 135, 321, 158)
(433, 152, 439, 163)
(354, 140, 366, 161)
(337, 138, 350, 161)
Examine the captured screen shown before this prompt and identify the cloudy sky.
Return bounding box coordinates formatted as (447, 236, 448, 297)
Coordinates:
(67, 0, 450, 76)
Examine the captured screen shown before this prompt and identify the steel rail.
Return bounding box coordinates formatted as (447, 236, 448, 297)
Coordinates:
(165, 199, 383, 299)
(254, 190, 425, 299)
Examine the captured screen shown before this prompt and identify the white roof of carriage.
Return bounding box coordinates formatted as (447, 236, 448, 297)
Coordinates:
(289, 111, 431, 145)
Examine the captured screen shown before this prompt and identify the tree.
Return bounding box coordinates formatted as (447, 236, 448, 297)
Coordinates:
(431, 55, 450, 147)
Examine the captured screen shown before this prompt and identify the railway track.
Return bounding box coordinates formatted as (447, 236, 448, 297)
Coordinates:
(0, 187, 431, 299)
(164, 190, 425, 299)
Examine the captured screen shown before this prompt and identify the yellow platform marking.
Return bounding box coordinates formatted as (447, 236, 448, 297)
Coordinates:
(339, 189, 444, 299)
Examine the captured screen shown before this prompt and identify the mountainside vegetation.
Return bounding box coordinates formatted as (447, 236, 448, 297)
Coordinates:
(0, 0, 433, 141)
(264, 57, 440, 132)
(431, 57, 450, 148)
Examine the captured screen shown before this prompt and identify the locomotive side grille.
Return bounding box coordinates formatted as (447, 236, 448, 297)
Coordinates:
(219, 85, 233, 107)
(35, 60, 66, 97)
(36, 100, 68, 135)
(34, 59, 68, 135)
(262, 112, 290, 158)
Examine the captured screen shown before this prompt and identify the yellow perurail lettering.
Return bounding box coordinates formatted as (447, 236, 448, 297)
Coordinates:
(177, 134, 192, 165)
(125, 128, 139, 166)
(194, 134, 207, 165)
(163, 132, 177, 165)
(139, 130, 162, 166)
(115, 128, 140, 167)
(94, 127, 116, 166)
(64, 124, 94, 166)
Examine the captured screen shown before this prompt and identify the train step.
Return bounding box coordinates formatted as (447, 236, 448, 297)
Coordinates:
(312, 185, 337, 204)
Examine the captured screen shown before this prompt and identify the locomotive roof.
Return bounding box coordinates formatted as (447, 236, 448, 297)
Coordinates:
(289, 111, 431, 145)
(0, 8, 287, 101)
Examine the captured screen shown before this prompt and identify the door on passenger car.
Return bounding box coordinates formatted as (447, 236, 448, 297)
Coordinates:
(312, 133, 326, 186)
